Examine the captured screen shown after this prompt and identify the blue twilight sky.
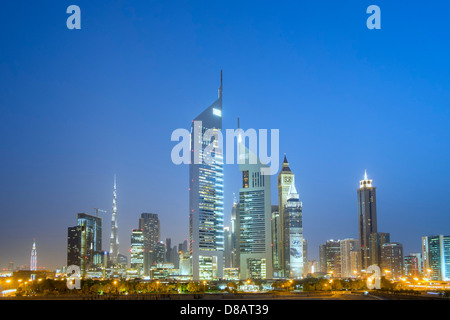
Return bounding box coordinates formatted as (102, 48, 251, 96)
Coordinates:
(0, 1, 449, 269)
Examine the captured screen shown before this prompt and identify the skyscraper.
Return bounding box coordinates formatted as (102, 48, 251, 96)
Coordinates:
(302, 239, 308, 274)
(170, 245, 179, 269)
(238, 144, 273, 280)
(350, 251, 361, 277)
(276, 155, 295, 277)
(110, 175, 119, 265)
(130, 229, 144, 277)
(340, 239, 359, 278)
(320, 240, 341, 277)
(422, 235, 450, 281)
(178, 240, 188, 253)
(230, 195, 239, 269)
(410, 252, 423, 275)
(369, 232, 390, 266)
(283, 182, 304, 278)
(224, 226, 232, 268)
(67, 226, 84, 267)
(380, 242, 403, 280)
(271, 205, 280, 276)
(30, 241, 37, 271)
(139, 213, 160, 275)
(404, 255, 419, 277)
(77, 213, 102, 275)
(319, 244, 327, 273)
(357, 170, 377, 270)
(154, 241, 166, 265)
(189, 72, 224, 280)
(166, 238, 172, 264)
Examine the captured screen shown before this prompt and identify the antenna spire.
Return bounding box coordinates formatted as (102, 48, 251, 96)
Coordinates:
(218, 69, 223, 99)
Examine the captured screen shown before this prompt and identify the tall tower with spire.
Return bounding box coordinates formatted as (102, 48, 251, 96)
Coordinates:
(110, 175, 119, 265)
(358, 170, 377, 270)
(276, 155, 295, 276)
(189, 71, 224, 280)
(30, 240, 37, 271)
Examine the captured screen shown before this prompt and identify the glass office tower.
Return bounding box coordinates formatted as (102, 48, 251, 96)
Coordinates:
(67, 226, 84, 267)
(77, 213, 102, 275)
(130, 229, 144, 277)
(189, 72, 224, 280)
(139, 213, 160, 276)
(238, 145, 273, 280)
(422, 235, 450, 281)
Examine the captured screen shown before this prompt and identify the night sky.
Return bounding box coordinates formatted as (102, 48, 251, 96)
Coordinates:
(1, 1, 449, 270)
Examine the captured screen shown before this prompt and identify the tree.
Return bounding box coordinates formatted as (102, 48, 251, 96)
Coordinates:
(187, 282, 203, 293)
(226, 282, 237, 293)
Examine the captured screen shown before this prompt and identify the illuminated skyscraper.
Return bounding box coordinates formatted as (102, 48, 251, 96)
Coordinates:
(350, 251, 361, 276)
(238, 143, 273, 280)
(369, 232, 390, 266)
(357, 170, 377, 270)
(271, 205, 280, 275)
(320, 240, 341, 277)
(139, 213, 160, 275)
(229, 194, 238, 268)
(340, 239, 359, 278)
(30, 241, 37, 271)
(283, 182, 304, 278)
(422, 235, 450, 281)
(276, 155, 295, 277)
(110, 175, 119, 265)
(380, 242, 403, 280)
(130, 229, 144, 277)
(410, 252, 423, 275)
(404, 255, 419, 277)
(67, 226, 83, 267)
(77, 213, 102, 275)
(189, 71, 224, 280)
(154, 241, 166, 264)
(224, 226, 231, 268)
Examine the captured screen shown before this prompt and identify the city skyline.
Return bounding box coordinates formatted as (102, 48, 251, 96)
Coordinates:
(3, 167, 435, 272)
(0, 127, 448, 270)
(1, 1, 450, 271)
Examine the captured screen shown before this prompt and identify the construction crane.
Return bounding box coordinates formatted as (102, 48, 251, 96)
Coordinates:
(93, 208, 107, 217)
